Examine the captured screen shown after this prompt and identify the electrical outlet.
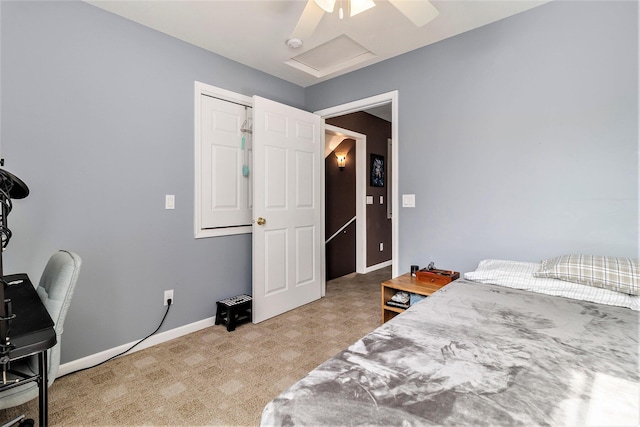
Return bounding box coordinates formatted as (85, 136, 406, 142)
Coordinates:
(379, 242, 384, 251)
(164, 289, 174, 306)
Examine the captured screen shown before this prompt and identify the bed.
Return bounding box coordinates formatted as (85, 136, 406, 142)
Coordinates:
(261, 256, 639, 426)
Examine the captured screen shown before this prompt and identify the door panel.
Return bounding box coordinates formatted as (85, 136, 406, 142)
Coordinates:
(265, 228, 287, 295)
(265, 146, 287, 209)
(253, 96, 323, 323)
(296, 152, 314, 208)
(212, 146, 240, 208)
(296, 226, 315, 285)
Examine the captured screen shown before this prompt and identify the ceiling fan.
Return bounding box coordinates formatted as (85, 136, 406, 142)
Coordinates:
(289, 0, 440, 43)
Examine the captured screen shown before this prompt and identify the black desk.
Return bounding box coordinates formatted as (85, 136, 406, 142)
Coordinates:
(1, 274, 56, 427)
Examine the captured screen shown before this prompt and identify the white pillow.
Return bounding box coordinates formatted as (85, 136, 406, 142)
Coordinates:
(464, 259, 640, 311)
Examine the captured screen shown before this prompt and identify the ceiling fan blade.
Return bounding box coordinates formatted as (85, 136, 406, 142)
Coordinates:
(388, 0, 439, 27)
(291, 0, 325, 40)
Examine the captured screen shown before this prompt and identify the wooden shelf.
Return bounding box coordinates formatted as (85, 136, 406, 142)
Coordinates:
(381, 273, 452, 323)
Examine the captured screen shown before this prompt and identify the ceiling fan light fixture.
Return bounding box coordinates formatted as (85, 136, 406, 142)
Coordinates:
(388, 0, 439, 27)
(350, 0, 375, 17)
(314, 0, 336, 13)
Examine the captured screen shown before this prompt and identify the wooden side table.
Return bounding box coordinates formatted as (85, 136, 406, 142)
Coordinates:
(381, 272, 456, 323)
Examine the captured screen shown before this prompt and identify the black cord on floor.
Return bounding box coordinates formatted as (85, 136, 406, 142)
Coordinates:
(57, 299, 172, 379)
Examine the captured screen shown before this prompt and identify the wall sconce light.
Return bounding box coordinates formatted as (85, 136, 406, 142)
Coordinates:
(336, 153, 347, 170)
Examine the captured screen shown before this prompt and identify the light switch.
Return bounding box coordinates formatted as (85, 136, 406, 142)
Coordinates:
(379, 195, 384, 204)
(165, 195, 175, 210)
(402, 194, 415, 208)
(366, 196, 374, 205)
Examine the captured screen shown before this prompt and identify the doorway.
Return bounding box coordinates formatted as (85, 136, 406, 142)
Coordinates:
(317, 90, 399, 279)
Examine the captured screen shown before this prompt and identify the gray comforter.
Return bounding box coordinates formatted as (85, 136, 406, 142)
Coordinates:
(261, 279, 639, 426)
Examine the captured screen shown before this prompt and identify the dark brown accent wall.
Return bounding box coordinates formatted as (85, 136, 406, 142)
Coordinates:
(326, 112, 392, 268)
(325, 138, 356, 280)
(326, 222, 356, 280)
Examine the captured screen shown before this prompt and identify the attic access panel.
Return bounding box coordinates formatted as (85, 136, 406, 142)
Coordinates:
(285, 34, 376, 78)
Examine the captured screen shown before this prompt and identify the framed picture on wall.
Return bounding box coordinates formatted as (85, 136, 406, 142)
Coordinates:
(370, 154, 385, 187)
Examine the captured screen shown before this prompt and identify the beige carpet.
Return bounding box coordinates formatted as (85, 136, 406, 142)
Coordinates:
(0, 267, 391, 426)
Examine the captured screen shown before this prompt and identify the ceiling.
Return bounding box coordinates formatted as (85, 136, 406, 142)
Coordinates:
(85, 0, 549, 89)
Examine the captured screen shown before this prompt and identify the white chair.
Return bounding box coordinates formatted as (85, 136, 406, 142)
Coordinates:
(0, 250, 82, 410)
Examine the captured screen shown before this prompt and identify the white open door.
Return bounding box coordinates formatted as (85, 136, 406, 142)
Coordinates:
(252, 96, 323, 323)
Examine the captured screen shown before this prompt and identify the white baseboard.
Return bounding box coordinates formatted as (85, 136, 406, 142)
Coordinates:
(365, 260, 392, 273)
(58, 316, 217, 377)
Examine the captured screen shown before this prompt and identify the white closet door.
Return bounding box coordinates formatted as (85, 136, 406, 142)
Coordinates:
(200, 95, 252, 229)
(252, 96, 323, 323)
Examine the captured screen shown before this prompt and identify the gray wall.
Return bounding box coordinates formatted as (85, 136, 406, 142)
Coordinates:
(0, 1, 305, 363)
(307, 0, 639, 274)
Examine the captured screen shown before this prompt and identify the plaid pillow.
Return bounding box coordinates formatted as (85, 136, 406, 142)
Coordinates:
(534, 255, 639, 296)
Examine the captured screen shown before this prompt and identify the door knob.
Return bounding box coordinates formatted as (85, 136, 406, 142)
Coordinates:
(257, 217, 266, 226)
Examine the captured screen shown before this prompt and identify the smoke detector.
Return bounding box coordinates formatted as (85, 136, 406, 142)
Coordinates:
(286, 38, 303, 49)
